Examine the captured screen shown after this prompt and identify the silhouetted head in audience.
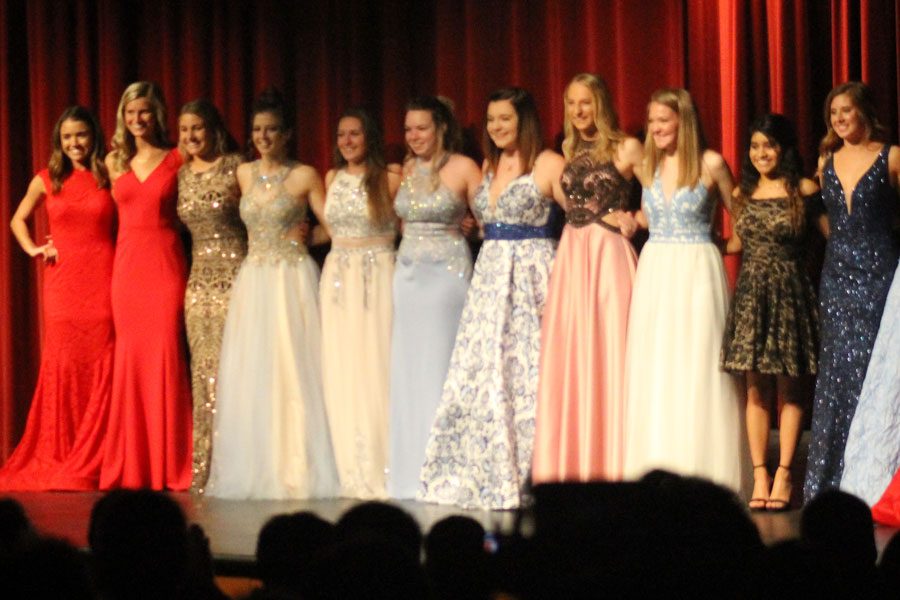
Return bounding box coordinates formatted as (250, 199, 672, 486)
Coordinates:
(88, 489, 189, 599)
(256, 511, 335, 596)
(801, 489, 875, 566)
(335, 501, 422, 561)
(312, 537, 427, 600)
(0, 497, 32, 552)
(801, 489, 878, 597)
(879, 530, 900, 593)
(425, 515, 490, 600)
(2, 535, 93, 599)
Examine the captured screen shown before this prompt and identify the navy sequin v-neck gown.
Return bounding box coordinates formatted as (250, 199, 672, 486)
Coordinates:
(803, 144, 899, 503)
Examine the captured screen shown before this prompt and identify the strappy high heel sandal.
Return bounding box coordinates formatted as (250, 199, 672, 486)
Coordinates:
(749, 464, 770, 512)
(766, 464, 792, 512)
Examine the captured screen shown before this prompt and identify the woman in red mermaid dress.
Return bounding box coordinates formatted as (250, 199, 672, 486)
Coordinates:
(100, 82, 192, 490)
(1, 106, 115, 491)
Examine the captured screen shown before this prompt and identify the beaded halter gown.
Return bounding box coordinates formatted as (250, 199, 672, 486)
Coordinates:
(321, 169, 396, 499)
(387, 164, 471, 499)
(206, 161, 338, 499)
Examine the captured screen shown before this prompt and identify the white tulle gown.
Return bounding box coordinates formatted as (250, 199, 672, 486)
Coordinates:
(206, 162, 339, 499)
(623, 175, 748, 495)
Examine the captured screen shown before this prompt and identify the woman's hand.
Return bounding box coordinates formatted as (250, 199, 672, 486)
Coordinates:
(35, 236, 58, 264)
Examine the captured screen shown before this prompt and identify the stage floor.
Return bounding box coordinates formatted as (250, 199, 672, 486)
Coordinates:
(5, 490, 897, 572)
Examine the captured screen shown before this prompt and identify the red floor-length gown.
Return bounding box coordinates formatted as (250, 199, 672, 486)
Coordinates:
(100, 149, 192, 490)
(0, 168, 115, 491)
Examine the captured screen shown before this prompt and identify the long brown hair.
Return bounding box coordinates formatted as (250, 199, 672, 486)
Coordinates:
(643, 88, 704, 189)
(561, 73, 624, 162)
(48, 106, 108, 192)
(483, 87, 542, 175)
(109, 81, 170, 173)
(818, 81, 889, 158)
(332, 108, 393, 226)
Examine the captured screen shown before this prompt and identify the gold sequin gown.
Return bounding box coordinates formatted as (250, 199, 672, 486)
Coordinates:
(320, 170, 396, 499)
(177, 153, 247, 493)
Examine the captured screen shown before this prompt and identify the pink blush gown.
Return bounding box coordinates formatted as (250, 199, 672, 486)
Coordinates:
(532, 151, 637, 483)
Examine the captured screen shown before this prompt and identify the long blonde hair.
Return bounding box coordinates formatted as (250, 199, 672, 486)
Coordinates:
(109, 81, 170, 173)
(561, 73, 624, 162)
(643, 88, 703, 189)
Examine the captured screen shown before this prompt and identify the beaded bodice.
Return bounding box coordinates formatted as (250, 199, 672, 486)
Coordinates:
(395, 167, 469, 272)
(735, 198, 804, 261)
(561, 149, 630, 226)
(643, 173, 714, 243)
(821, 144, 898, 274)
(474, 172, 552, 226)
(240, 161, 308, 263)
(178, 154, 247, 261)
(325, 170, 396, 239)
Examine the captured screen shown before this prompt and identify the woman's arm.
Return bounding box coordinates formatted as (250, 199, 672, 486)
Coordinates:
(10, 175, 56, 262)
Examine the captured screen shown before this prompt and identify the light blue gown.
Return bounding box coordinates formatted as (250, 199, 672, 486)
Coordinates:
(386, 166, 471, 498)
(841, 262, 900, 506)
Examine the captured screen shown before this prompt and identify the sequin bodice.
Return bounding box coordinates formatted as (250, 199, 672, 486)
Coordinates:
(820, 145, 898, 277)
(395, 167, 469, 271)
(561, 150, 630, 226)
(178, 154, 247, 261)
(325, 170, 396, 239)
(240, 162, 308, 263)
(643, 173, 714, 243)
(474, 172, 552, 226)
(735, 198, 804, 261)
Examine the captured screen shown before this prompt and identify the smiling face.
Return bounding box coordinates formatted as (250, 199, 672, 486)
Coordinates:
(178, 113, 212, 160)
(486, 99, 519, 151)
(336, 116, 367, 164)
(404, 109, 440, 159)
(251, 111, 289, 159)
(748, 131, 781, 178)
(59, 118, 94, 169)
(829, 93, 865, 143)
(647, 102, 679, 153)
(565, 81, 598, 138)
(124, 97, 156, 140)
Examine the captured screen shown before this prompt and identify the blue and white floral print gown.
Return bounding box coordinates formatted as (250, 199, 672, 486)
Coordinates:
(419, 171, 556, 509)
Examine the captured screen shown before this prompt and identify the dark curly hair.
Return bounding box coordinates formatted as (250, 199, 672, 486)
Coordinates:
(735, 113, 806, 232)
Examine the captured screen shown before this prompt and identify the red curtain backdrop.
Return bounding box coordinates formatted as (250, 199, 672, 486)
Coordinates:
(2, 0, 898, 459)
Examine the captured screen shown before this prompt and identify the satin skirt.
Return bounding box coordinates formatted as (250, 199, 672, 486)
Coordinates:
(387, 258, 470, 499)
(532, 224, 636, 483)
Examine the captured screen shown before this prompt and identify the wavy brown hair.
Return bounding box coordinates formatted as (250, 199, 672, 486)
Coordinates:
(561, 73, 624, 163)
(819, 81, 889, 158)
(483, 87, 542, 175)
(48, 106, 108, 192)
(179, 98, 235, 160)
(735, 114, 806, 233)
(109, 81, 170, 173)
(332, 108, 394, 226)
